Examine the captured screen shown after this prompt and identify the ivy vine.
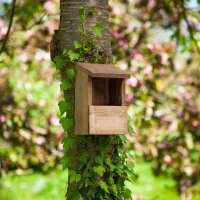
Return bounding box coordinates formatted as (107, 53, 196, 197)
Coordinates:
(54, 6, 135, 200)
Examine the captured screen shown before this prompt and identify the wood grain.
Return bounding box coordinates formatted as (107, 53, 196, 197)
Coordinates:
(89, 106, 128, 135)
(75, 70, 89, 135)
(75, 62, 130, 78)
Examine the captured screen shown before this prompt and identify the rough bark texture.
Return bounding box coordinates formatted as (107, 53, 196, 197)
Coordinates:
(51, 0, 114, 198)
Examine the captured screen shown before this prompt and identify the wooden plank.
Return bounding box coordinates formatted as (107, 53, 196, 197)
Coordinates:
(121, 79, 126, 106)
(75, 62, 130, 78)
(75, 70, 89, 135)
(89, 106, 128, 135)
(88, 77, 92, 105)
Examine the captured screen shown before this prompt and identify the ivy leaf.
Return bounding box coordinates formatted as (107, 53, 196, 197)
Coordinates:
(84, 178, 92, 187)
(80, 152, 89, 163)
(61, 156, 71, 170)
(73, 40, 82, 49)
(119, 135, 128, 143)
(124, 180, 134, 194)
(77, 26, 86, 36)
(98, 181, 109, 193)
(67, 50, 80, 61)
(79, 6, 86, 22)
(112, 184, 118, 196)
(61, 137, 74, 152)
(54, 56, 66, 70)
(93, 166, 106, 177)
(60, 80, 72, 91)
(58, 101, 70, 116)
(87, 6, 96, 15)
(92, 24, 104, 36)
(83, 168, 90, 178)
(69, 170, 81, 183)
(105, 159, 116, 171)
(66, 68, 77, 80)
(59, 117, 74, 131)
(95, 156, 103, 165)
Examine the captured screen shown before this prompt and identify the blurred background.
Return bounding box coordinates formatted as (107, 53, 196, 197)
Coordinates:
(0, 0, 199, 200)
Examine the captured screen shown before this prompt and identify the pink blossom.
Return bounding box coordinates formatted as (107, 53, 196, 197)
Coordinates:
(187, 15, 199, 29)
(178, 86, 185, 94)
(44, 21, 58, 31)
(0, 20, 4, 29)
(148, 0, 156, 9)
(154, 43, 162, 51)
(0, 115, 7, 123)
(44, 1, 56, 14)
(134, 52, 144, 60)
(119, 62, 127, 70)
(34, 136, 46, 145)
(126, 94, 134, 105)
(0, 19, 7, 38)
(168, 121, 177, 131)
(119, 40, 129, 50)
(20, 52, 29, 62)
(130, 65, 138, 72)
(161, 141, 168, 149)
(144, 64, 153, 79)
(127, 77, 138, 87)
(26, 30, 34, 37)
(35, 50, 50, 61)
(192, 120, 199, 127)
(146, 43, 154, 51)
(170, 41, 177, 49)
(164, 155, 171, 163)
(160, 53, 168, 65)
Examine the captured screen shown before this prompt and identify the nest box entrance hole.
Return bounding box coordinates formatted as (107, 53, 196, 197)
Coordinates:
(92, 78, 123, 106)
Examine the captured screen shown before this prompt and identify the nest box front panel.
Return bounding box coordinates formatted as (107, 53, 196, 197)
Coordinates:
(89, 106, 128, 135)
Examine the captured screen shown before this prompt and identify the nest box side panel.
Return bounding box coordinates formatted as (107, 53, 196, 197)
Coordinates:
(75, 70, 89, 135)
(89, 106, 128, 135)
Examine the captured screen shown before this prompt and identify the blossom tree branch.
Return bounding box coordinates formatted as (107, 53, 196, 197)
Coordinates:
(0, 0, 16, 55)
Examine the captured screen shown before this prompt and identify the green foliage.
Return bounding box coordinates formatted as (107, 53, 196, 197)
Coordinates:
(0, 46, 62, 172)
(111, 0, 200, 197)
(92, 24, 105, 37)
(2, 0, 199, 199)
(58, 101, 70, 116)
(59, 117, 74, 132)
(61, 156, 71, 170)
(93, 166, 106, 177)
(53, 6, 135, 199)
(64, 50, 80, 61)
(98, 181, 110, 194)
(60, 80, 72, 91)
(66, 69, 77, 80)
(54, 56, 67, 70)
(61, 137, 74, 152)
(69, 170, 81, 183)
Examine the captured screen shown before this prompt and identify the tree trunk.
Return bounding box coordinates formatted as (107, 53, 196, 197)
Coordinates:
(51, 0, 123, 199)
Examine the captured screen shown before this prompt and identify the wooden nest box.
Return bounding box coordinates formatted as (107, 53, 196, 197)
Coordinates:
(75, 62, 130, 135)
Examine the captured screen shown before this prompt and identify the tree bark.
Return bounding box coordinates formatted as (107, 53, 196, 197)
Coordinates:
(51, 0, 115, 199)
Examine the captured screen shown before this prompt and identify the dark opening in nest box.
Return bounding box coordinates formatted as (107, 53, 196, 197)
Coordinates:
(75, 62, 130, 135)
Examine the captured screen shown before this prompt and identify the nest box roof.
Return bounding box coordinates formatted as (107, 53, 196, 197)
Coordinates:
(75, 62, 130, 78)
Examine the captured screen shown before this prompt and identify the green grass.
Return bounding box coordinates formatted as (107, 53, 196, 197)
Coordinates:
(0, 169, 67, 200)
(0, 162, 199, 200)
(133, 162, 180, 200)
